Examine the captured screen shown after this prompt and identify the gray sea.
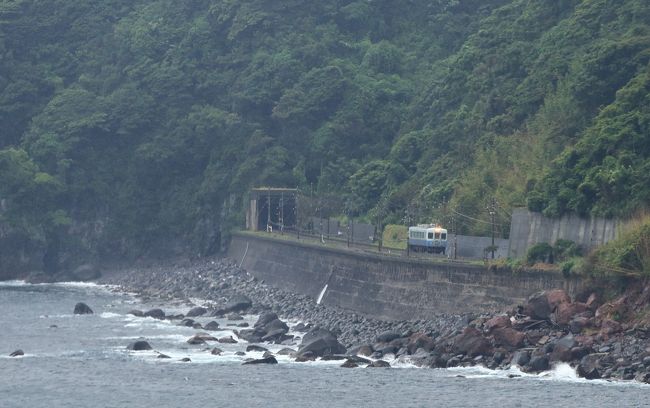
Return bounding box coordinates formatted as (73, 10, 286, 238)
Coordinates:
(1, 281, 649, 408)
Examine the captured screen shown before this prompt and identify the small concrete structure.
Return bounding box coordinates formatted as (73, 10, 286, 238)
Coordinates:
(246, 187, 297, 232)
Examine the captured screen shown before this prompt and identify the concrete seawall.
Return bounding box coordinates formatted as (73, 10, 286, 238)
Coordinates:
(228, 233, 584, 320)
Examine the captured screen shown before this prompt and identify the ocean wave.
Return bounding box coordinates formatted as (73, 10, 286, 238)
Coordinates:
(446, 363, 650, 387)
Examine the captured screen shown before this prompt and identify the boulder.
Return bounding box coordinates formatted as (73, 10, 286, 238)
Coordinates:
(186, 307, 207, 317)
(242, 356, 278, 365)
(211, 347, 223, 355)
(550, 335, 577, 362)
(187, 335, 206, 345)
(262, 319, 290, 334)
(511, 350, 531, 367)
(545, 289, 571, 310)
(376, 330, 402, 343)
(406, 333, 436, 354)
(484, 315, 511, 332)
(491, 328, 525, 350)
(254, 312, 279, 328)
(204, 321, 220, 331)
(178, 318, 196, 327)
(262, 351, 275, 359)
(9, 349, 24, 357)
(553, 302, 588, 326)
(180, 357, 191, 362)
(569, 316, 592, 334)
(235, 351, 246, 356)
(227, 313, 243, 321)
(246, 345, 269, 353)
(218, 336, 237, 344)
(525, 292, 551, 320)
(352, 344, 374, 357)
(73, 302, 93, 315)
(156, 353, 171, 359)
(600, 319, 623, 336)
(277, 348, 295, 356)
(577, 354, 601, 379)
(368, 360, 390, 368)
(297, 327, 346, 357)
(527, 355, 549, 373)
(127, 340, 152, 351)
(215, 294, 252, 315)
(341, 360, 359, 368)
(144, 309, 165, 320)
(453, 327, 492, 357)
(320, 354, 348, 361)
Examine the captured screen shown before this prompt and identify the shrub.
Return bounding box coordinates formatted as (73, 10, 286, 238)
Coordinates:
(526, 242, 554, 265)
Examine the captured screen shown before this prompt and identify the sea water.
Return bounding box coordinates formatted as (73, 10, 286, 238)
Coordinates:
(1, 281, 649, 408)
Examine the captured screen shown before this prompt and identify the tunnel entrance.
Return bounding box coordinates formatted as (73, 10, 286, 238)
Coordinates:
(246, 188, 297, 232)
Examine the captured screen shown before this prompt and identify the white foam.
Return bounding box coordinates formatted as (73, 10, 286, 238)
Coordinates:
(100, 312, 122, 319)
(0, 280, 29, 287)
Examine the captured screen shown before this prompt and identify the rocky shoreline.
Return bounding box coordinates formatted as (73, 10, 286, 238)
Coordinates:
(98, 256, 650, 382)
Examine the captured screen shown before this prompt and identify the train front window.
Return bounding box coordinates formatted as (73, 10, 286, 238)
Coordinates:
(441, 233, 447, 240)
(434, 232, 440, 239)
(427, 232, 433, 239)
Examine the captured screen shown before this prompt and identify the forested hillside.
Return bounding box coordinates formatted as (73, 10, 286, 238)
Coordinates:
(1, 0, 648, 273)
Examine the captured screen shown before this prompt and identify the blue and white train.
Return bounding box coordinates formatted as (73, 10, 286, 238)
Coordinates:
(408, 224, 448, 254)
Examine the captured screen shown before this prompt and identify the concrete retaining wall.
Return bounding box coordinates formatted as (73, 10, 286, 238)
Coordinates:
(508, 208, 621, 259)
(229, 233, 583, 320)
(455, 235, 509, 259)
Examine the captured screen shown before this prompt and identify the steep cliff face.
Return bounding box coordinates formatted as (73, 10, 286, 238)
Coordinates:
(1, 1, 648, 273)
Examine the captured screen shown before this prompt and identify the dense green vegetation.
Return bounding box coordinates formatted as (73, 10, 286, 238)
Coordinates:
(0, 0, 649, 273)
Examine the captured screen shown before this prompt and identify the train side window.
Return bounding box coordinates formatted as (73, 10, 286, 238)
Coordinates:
(441, 233, 447, 240)
(427, 232, 433, 239)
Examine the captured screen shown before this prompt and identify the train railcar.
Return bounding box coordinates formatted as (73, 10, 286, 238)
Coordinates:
(408, 224, 448, 254)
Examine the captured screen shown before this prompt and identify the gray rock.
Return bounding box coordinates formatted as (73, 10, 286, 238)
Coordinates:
(9, 349, 24, 357)
(511, 350, 530, 367)
(246, 345, 269, 352)
(186, 307, 207, 317)
(368, 360, 390, 368)
(297, 328, 346, 357)
(73, 302, 93, 315)
(144, 309, 165, 320)
(127, 340, 152, 351)
(204, 321, 220, 331)
(242, 356, 278, 365)
(376, 330, 402, 343)
(527, 355, 549, 373)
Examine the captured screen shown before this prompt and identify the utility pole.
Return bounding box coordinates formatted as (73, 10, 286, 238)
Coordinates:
(295, 191, 300, 239)
(488, 197, 497, 259)
(267, 187, 271, 233)
(280, 191, 284, 235)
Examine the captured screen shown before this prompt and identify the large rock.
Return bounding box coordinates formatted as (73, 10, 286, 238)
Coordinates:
(491, 328, 525, 350)
(254, 312, 279, 328)
(525, 292, 551, 320)
(375, 330, 402, 343)
(406, 333, 436, 354)
(600, 319, 623, 336)
(553, 302, 588, 326)
(242, 356, 278, 365)
(9, 349, 24, 357)
(297, 328, 346, 357)
(545, 289, 571, 310)
(484, 315, 511, 332)
(127, 340, 152, 351)
(453, 327, 492, 357)
(577, 354, 601, 379)
(204, 321, 220, 331)
(215, 294, 252, 315)
(73, 302, 94, 315)
(144, 309, 165, 320)
(527, 355, 549, 373)
(511, 350, 530, 367)
(550, 335, 577, 362)
(186, 307, 207, 317)
(262, 318, 290, 334)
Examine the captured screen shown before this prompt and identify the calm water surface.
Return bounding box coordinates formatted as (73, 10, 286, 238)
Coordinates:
(1, 281, 648, 408)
